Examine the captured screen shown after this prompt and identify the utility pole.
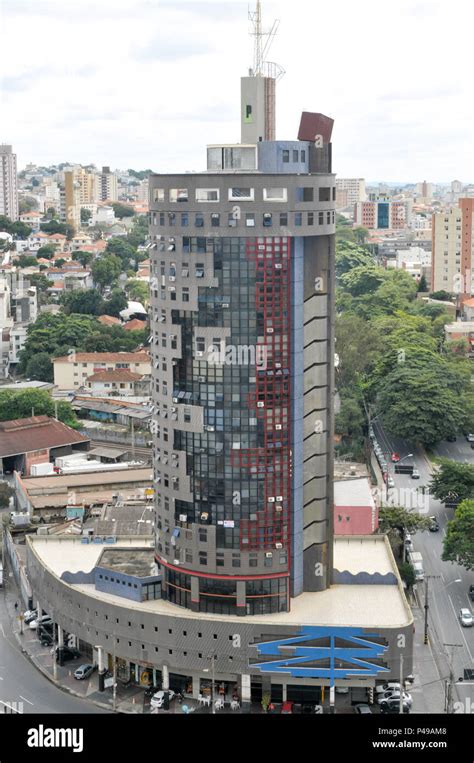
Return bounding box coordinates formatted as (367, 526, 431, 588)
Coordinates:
(399, 653, 404, 715)
(54, 399, 58, 421)
(52, 610, 57, 681)
(131, 418, 135, 461)
(423, 577, 429, 645)
(113, 634, 117, 712)
(444, 643, 462, 714)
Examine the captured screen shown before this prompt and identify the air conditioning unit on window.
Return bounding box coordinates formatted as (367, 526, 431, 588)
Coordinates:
(179, 514, 187, 522)
(173, 559, 180, 565)
(169, 276, 176, 281)
(275, 543, 283, 549)
(205, 425, 215, 432)
(268, 496, 275, 503)
(172, 397, 178, 403)
(275, 263, 282, 269)
(267, 328, 274, 333)
(275, 424, 282, 430)
(257, 402, 264, 408)
(171, 406, 177, 413)
(275, 506, 283, 513)
(222, 303, 230, 308)
(265, 552, 273, 558)
(196, 351, 204, 357)
(276, 496, 283, 502)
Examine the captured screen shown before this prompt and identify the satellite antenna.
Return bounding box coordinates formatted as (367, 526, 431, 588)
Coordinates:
(248, 1, 285, 81)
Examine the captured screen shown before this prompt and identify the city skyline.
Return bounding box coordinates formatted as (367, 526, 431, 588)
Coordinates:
(2, 0, 472, 180)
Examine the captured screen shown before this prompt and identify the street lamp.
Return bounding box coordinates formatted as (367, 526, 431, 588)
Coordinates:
(203, 654, 217, 714)
(424, 577, 461, 645)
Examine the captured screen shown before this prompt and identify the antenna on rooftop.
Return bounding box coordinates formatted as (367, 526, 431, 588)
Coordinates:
(248, 1, 285, 80)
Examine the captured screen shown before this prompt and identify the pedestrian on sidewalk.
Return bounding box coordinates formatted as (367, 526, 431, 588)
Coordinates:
(14, 601, 18, 611)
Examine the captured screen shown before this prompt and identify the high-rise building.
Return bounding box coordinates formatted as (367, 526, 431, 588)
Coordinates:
(59, 170, 81, 231)
(354, 198, 412, 230)
(432, 198, 474, 297)
(98, 166, 118, 202)
(0, 144, 19, 221)
(335, 178, 365, 208)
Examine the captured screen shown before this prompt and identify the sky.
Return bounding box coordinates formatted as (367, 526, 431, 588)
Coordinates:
(1, 0, 473, 182)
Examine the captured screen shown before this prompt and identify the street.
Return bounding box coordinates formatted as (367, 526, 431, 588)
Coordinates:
(372, 418, 474, 714)
(0, 592, 106, 714)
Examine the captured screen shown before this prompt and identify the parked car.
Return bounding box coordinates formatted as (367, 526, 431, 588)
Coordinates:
(465, 433, 474, 443)
(354, 704, 372, 714)
(74, 664, 95, 680)
(391, 452, 401, 462)
(387, 476, 395, 488)
(469, 585, 474, 603)
(29, 615, 52, 630)
(428, 516, 440, 532)
(378, 691, 413, 708)
(150, 690, 175, 709)
(404, 533, 414, 552)
(24, 610, 38, 624)
(459, 608, 473, 627)
(281, 700, 294, 714)
(411, 468, 420, 479)
(380, 700, 411, 714)
(446, 434, 457, 442)
(375, 682, 401, 695)
(56, 646, 80, 663)
(40, 632, 53, 647)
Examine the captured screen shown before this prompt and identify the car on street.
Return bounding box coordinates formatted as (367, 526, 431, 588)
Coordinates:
(378, 691, 413, 708)
(24, 610, 38, 624)
(411, 468, 420, 479)
(29, 615, 52, 630)
(428, 516, 440, 532)
(380, 700, 411, 714)
(404, 532, 414, 552)
(465, 433, 474, 443)
(469, 585, 474, 603)
(354, 704, 372, 714)
(150, 690, 175, 709)
(74, 664, 95, 680)
(446, 434, 457, 442)
(459, 608, 473, 627)
(375, 682, 401, 695)
(40, 632, 53, 647)
(391, 452, 401, 462)
(56, 646, 81, 663)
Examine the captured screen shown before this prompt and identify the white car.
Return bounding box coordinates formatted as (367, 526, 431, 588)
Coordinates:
(150, 690, 175, 709)
(387, 476, 395, 488)
(459, 608, 473, 627)
(375, 682, 401, 695)
(411, 468, 420, 479)
(29, 615, 53, 630)
(378, 691, 413, 707)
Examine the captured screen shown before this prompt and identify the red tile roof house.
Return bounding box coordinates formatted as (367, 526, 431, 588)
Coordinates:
(0, 416, 90, 476)
(123, 318, 147, 332)
(85, 369, 143, 396)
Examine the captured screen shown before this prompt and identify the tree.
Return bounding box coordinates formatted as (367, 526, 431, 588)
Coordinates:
(61, 289, 104, 316)
(92, 255, 122, 292)
(339, 264, 386, 297)
(72, 250, 93, 269)
(398, 561, 416, 589)
(54, 258, 66, 269)
(25, 352, 54, 382)
(378, 505, 432, 535)
(429, 460, 474, 503)
(40, 220, 74, 239)
(0, 215, 31, 239)
(111, 202, 134, 219)
(19, 196, 38, 214)
(103, 288, 128, 318)
(80, 208, 93, 224)
(28, 273, 51, 305)
(125, 279, 149, 304)
(18, 255, 38, 268)
(46, 206, 58, 219)
(128, 169, 153, 181)
(429, 290, 453, 302)
(105, 237, 137, 269)
(335, 394, 365, 438)
(354, 226, 369, 244)
(417, 274, 428, 292)
(37, 245, 56, 259)
(0, 482, 14, 509)
(442, 500, 474, 571)
(0, 389, 77, 427)
(335, 240, 373, 279)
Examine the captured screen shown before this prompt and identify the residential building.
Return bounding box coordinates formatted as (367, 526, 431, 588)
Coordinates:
(85, 369, 145, 396)
(335, 178, 366, 208)
(431, 199, 474, 295)
(98, 166, 118, 202)
(0, 145, 19, 221)
(52, 351, 151, 390)
(444, 321, 474, 353)
(354, 199, 412, 230)
(19, 211, 43, 230)
(59, 170, 80, 231)
(415, 181, 433, 200)
(334, 478, 378, 535)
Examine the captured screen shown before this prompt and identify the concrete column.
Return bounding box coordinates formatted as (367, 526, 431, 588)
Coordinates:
(282, 683, 287, 702)
(190, 576, 199, 613)
(57, 626, 64, 648)
(236, 581, 246, 615)
(97, 646, 106, 692)
(162, 664, 169, 690)
(192, 675, 201, 699)
(241, 674, 251, 711)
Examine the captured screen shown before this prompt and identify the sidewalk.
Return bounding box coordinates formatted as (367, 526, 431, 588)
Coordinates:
(410, 596, 447, 713)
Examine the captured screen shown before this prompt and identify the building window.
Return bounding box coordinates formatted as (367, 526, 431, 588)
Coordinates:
(263, 188, 287, 202)
(153, 189, 165, 202)
(170, 188, 188, 202)
(229, 188, 254, 201)
(245, 213, 255, 227)
(295, 212, 303, 226)
(196, 189, 219, 202)
(211, 213, 220, 227)
(263, 213, 272, 227)
(301, 150, 306, 162)
(181, 212, 189, 227)
(308, 212, 314, 226)
(297, 187, 314, 202)
(318, 211, 324, 225)
(199, 553, 208, 565)
(195, 213, 204, 227)
(319, 187, 331, 202)
(280, 212, 288, 226)
(293, 149, 299, 162)
(282, 150, 290, 163)
(182, 288, 190, 302)
(228, 212, 238, 227)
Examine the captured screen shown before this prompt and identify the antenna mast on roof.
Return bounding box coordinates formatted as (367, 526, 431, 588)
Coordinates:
(248, 1, 285, 80)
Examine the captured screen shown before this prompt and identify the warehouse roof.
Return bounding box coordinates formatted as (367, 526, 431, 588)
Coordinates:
(0, 416, 89, 459)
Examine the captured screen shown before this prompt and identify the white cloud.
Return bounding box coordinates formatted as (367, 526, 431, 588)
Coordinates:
(1, 0, 473, 181)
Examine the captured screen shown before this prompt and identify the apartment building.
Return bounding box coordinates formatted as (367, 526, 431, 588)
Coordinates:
(52, 351, 151, 389)
(335, 178, 365, 207)
(431, 199, 474, 295)
(0, 145, 19, 221)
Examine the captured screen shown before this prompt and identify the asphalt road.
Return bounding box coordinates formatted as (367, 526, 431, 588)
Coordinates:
(0, 593, 105, 714)
(372, 419, 474, 713)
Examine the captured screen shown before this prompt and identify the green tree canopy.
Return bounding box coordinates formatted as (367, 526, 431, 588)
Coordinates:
(103, 288, 128, 318)
(0, 389, 77, 427)
(429, 460, 474, 503)
(25, 352, 54, 382)
(125, 279, 149, 305)
(37, 245, 56, 259)
(111, 202, 135, 219)
(91, 254, 122, 292)
(71, 250, 93, 268)
(61, 289, 104, 316)
(442, 499, 474, 571)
